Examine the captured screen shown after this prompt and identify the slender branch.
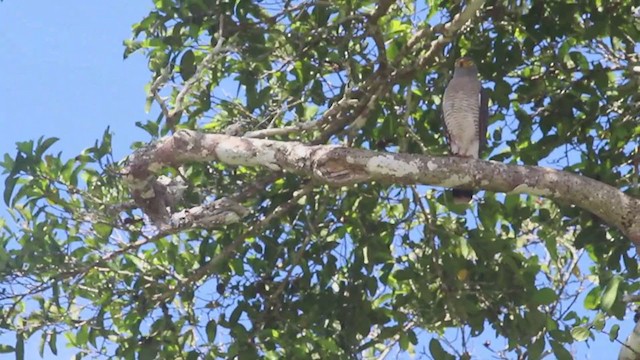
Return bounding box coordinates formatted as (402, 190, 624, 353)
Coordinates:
(395, 0, 486, 79)
(312, 0, 486, 141)
(623, 294, 640, 303)
(417, 0, 486, 69)
(212, 0, 481, 144)
(244, 119, 323, 138)
(166, 17, 229, 130)
(149, 69, 172, 119)
(368, 0, 395, 24)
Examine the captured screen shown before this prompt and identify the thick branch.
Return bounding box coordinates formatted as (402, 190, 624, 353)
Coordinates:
(125, 130, 640, 245)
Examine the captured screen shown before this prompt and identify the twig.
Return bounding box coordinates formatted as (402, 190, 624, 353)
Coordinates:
(244, 119, 323, 138)
(417, 0, 486, 68)
(167, 16, 230, 128)
(368, 0, 395, 24)
(623, 294, 640, 303)
(401, 85, 428, 154)
(170, 44, 226, 119)
(397, 0, 487, 78)
(150, 69, 172, 119)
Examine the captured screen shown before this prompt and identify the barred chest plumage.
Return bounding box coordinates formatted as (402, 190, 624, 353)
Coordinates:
(443, 73, 481, 158)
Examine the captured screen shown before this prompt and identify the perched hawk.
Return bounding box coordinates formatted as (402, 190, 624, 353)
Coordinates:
(442, 56, 488, 203)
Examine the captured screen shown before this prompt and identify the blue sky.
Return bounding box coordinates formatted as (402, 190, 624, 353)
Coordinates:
(0, 1, 636, 359)
(0, 2, 151, 160)
(0, 2, 152, 358)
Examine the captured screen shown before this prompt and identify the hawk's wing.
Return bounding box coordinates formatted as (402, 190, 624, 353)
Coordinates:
(479, 87, 489, 152)
(441, 92, 453, 155)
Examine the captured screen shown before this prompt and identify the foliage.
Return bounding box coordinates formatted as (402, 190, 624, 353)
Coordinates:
(1, 0, 640, 359)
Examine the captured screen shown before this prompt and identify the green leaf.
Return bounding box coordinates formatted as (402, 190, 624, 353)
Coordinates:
(592, 312, 606, 331)
(601, 276, 622, 312)
(609, 324, 620, 341)
(584, 287, 601, 310)
(76, 324, 89, 346)
(399, 332, 409, 351)
(39, 332, 45, 358)
(49, 332, 57, 355)
(429, 339, 454, 360)
(139, 342, 159, 360)
(4, 152, 27, 206)
(570, 326, 590, 341)
(206, 319, 217, 342)
(426, 0, 442, 20)
(528, 336, 545, 359)
(145, 94, 153, 113)
(16, 140, 34, 154)
(124, 254, 147, 271)
(531, 287, 558, 306)
(303, 105, 319, 120)
(494, 79, 512, 108)
(229, 304, 244, 325)
(34, 137, 59, 160)
(550, 340, 572, 360)
(229, 258, 245, 275)
(180, 50, 196, 81)
(503, 194, 520, 213)
(94, 223, 113, 239)
(569, 51, 589, 71)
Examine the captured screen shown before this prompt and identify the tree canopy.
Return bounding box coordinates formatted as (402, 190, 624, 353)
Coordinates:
(2, 0, 640, 359)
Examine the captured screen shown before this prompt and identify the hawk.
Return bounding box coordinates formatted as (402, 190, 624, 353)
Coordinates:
(442, 56, 489, 203)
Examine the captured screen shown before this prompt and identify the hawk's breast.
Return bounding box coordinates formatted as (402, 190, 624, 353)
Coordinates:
(443, 76, 481, 158)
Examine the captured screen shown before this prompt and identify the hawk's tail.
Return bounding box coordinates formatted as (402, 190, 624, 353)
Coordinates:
(452, 189, 473, 204)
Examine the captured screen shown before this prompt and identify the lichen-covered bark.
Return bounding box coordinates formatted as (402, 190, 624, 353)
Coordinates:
(125, 130, 640, 246)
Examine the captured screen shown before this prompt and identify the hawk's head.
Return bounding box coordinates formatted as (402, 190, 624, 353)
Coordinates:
(455, 56, 476, 69)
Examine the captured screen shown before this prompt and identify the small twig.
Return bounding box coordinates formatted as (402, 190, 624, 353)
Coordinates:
(170, 48, 224, 119)
(377, 321, 416, 359)
(266, 231, 312, 309)
(401, 85, 428, 154)
(168, 16, 229, 126)
(623, 294, 640, 303)
(345, 89, 381, 133)
(368, 0, 395, 24)
(422, 0, 486, 63)
(150, 69, 172, 119)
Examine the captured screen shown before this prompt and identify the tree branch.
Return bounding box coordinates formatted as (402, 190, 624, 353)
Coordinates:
(125, 130, 640, 246)
(396, 0, 487, 79)
(308, 0, 486, 143)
